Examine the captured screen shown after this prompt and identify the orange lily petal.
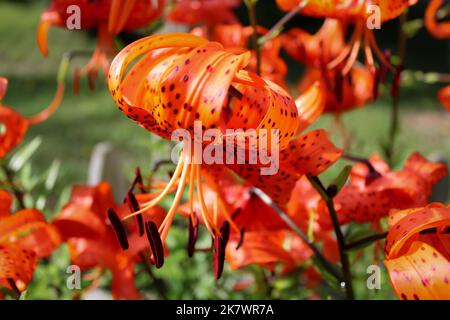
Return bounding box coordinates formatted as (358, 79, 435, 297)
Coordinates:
(0, 244, 37, 292)
(437, 85, 450, 112)
(385, 241, 450, 300)
(229, 129, 342, 206)
(0, 106, 29, 158)
(226, 230, 295, 270)
(0, 191, 12, 218)
(0, 77, 7, 101)
(425, 0, 450, 39)
(385, 204, 450, 259)
(0, 209, 60, 258)
(295, 82, 325, 133)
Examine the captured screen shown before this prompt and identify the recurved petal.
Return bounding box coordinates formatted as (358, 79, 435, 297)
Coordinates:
(385, 204, 450, 259)
(385, 241, 450, 300)
(425, 0, 450, 39)
(0, 191, 12, 218)
(0, 106, 29, 158)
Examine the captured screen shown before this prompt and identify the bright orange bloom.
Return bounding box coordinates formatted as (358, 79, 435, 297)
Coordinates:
(330, 153, 448, 225)
(277, 0, 418, 75)
(53, 182, 166, 299)
(37, 0, 164, 88)
(167, 0, 240, 26)
(108, 33, 341, 276)
(0, 192, 60, 294)
(384, 203, 450, 300)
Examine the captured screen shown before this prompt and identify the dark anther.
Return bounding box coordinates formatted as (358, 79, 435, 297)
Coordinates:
(145, 221, 164, 268)
(126, 191, 144, 236)
(187, 212, 199, 258)
(107, 208, 129, 250)
(334, 64, 344, 104)
(213, 221, 230, 280)
(236, 227, 245, 250)
(231, 208, 242, 220)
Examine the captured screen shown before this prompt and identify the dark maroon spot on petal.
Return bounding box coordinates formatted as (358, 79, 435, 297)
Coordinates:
(108, 208, 129, 250)
(145, 221, 164, 268)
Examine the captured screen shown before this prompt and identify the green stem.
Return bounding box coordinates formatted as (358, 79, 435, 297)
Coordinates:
(1, 163, 25, 210)
(258, 0, 308, 45)
(387, 12, 407, 165)
(251, 188, 343, 283)
(307, 176, 354, 300)
(245, 0, 261, 75)
(345, 232, 388, 251)
(139, 252, 169, 299)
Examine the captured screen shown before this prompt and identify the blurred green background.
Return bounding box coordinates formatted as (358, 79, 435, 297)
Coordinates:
(0, 0, 449, 300)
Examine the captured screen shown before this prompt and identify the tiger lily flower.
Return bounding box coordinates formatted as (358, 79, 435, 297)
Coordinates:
(53, 182, 166, 299)
(276, 0, 418, 74)
(168, 0, 241, 26)
(37, 0, 164, 89)
(328, 153, 448, 225)
(425, 0, 450, 112)
(0, 191, 60, 295)
(107, 33, 341, 275)
(384, 203, 450, 300)
(0, 77, 64, 158)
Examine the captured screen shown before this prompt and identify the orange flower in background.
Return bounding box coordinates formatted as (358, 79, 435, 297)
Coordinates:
(384, 203, 450, 300)
(425, 0, 450, 112)
(277, 0, 418, 75)
(168, 0, 241, 26)
(0, 77, 65, 158)
(330, 153, 448, 225)
(297, 65, 374, 113)
(37, 0, 164, 89)
(52, 182, 166, 299)
(0, 192, 60, 294)
(0, 77, 28, 158)
(425, 0, 450, 39)
(282, 19, 346, 68)
(208, 24, 288, 88)
(437, 85, 450, 112)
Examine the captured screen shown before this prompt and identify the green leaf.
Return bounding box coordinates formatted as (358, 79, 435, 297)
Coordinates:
(45, 160, 60, 191)
(402, 19, 423, 39)
(9, 137, 42, 172)
(327, 165, 352, 196)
